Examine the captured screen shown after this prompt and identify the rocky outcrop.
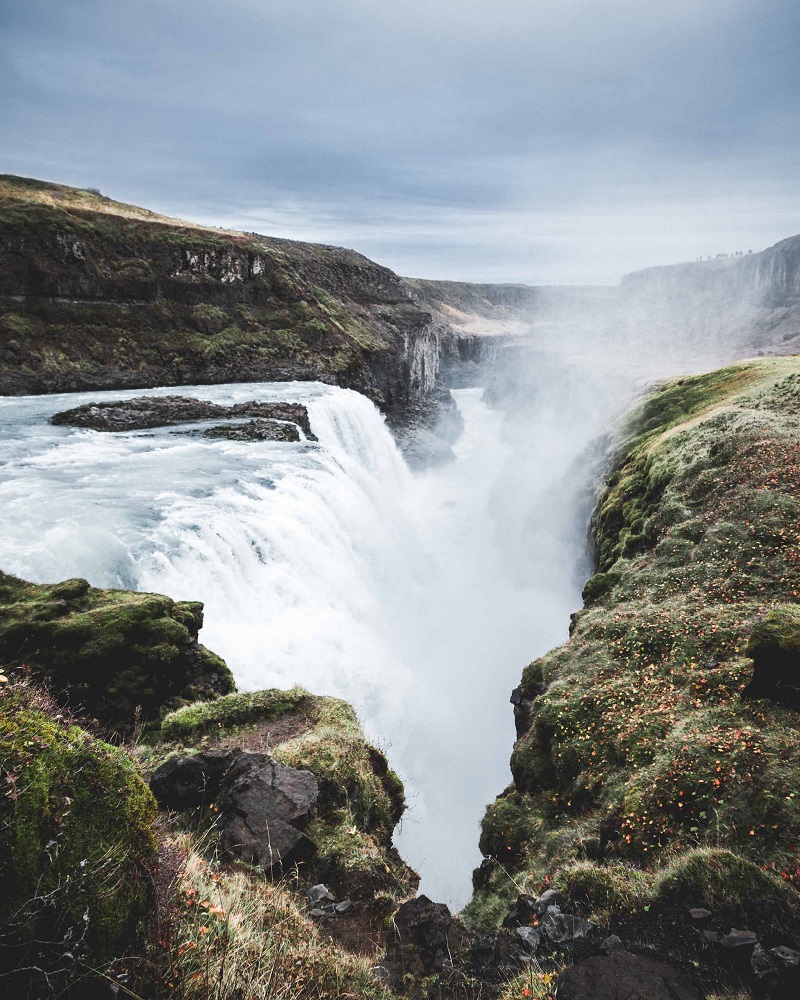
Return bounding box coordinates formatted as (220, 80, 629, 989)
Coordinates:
(0, 571, 234, 732)
(0, 175, 446, 430)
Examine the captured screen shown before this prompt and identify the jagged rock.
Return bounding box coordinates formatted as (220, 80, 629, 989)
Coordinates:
(751, 943, 778, 980)
(201, 418, 300, 442)
(216, 752, 318, 870)
(386, 895, 469, 977)
(502, 894, 538, 928)
(149, 750, 233, 810)
(771, 945, 800, 967)
(306, 884, 336, 905)
(600, 934, 624, 953)
(334, 900, 353, 915)
(533, 888, 566, 915)
(557, 951, 700, 1000)
(719, 928, 758, 949)
(540, 910, 593, 943)
(514, 926, 540, 950)
(51, 396, 317, 440)
(510, 686, 534, 738)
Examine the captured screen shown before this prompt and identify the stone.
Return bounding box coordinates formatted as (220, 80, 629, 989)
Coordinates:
(689, 908, 712, 920)
(533, 888, 566, 915)
(540, 911, 593, 943)
(557, 951, 701, 1000)
(201, 419, 301, 442)
(306, 884, 336, 905)
(719, 928, 758, 949)
(334, 900, 354, 915)
(751, 943, 778, 980)
(502, 894, 538, 928)
(514, 926, 541, 951)
(600, 934, 624, 954)
(51, 396, 317, 440)
(149, 750, 233, 811)
(386, 895, 469, 977)
(771, 945, 800, 967)
(216, 752, 318, 870)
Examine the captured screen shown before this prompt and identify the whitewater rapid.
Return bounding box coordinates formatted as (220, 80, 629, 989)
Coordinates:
(0, 376, 601, 908)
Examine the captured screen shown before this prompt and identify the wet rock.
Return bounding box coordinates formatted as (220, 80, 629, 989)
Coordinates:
(533, 888, 566, 915)
(201, 418, 300, 442)
(51, 395, 317, 439)
(386, 895, 469, 977)
(150, 750, 233, 810)
(540, 911, 593, 943)
(557, 951, 700, 1000)
(217, 752, 318, 870)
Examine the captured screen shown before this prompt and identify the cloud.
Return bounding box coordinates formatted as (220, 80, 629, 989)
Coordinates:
(1, 0, 799, 282)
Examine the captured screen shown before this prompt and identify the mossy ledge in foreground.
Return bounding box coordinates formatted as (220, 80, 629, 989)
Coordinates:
(0, 570, 234, 733)
(470, 356, 800, 993)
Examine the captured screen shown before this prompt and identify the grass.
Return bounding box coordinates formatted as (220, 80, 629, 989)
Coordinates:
(469, 357, 800, 936)
(133, 833, 391, 1000)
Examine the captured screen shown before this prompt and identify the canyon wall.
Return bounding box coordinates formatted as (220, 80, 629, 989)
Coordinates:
(0, 175, 443, 426)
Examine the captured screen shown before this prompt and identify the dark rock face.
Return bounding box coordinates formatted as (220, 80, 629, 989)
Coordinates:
(557, 951, 700, 1000)
(743, 605, 800, 707)
(202, 418, 300, 442)
(0, 177, 446, 429)
(149, 748, 319, 869)
(51, 395, 317, 439)
(149, 750, 233, 810)
(0, 571, 233, 733)
(386, 895, 470, 977)
(216, 752, 319, 870)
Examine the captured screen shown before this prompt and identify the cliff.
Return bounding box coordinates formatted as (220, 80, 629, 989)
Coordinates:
(0, 175, 443, 427)
(468, 356, 800, 997)
(0, 572, 416, 998)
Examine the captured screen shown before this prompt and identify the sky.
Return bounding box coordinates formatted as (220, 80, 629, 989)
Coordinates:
(1, 0, 799, 284)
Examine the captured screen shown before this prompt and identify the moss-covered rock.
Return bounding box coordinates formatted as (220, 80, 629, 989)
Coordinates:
(471, 357, 800, 939)
(0, 682, 157, 991)
(0, 571, 234, 733)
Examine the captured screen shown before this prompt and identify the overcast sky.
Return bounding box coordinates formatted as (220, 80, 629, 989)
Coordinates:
(1, 0, 799, 283)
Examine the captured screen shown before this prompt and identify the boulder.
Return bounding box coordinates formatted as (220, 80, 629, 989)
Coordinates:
(149, 750, 233, 810)
(50, 395, 317, 439)
(386, 895, 469, 976)
(217, 752, 318, 870)
(540, 910, 593, 943)
(557, 951, 700, 1000)
(201, 418, 300, 442)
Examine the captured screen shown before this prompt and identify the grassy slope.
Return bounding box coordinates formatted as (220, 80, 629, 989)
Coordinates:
(469, 356, 800, 929)
(0, 175, 417, 403)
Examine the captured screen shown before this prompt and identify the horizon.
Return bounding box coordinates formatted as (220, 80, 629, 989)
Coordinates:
(2, 1, 799, 283)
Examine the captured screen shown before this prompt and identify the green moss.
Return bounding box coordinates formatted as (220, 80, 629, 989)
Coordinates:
(0, 571, 234, 732)
(473, 356, 800, 930)
(653, 848, 799, 923)
(0, 683, 157, 983)
(557, 860, 650, 922)
(160, 687, 310, 742)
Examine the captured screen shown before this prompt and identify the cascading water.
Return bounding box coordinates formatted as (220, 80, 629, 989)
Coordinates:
(3, 346, 708, 909)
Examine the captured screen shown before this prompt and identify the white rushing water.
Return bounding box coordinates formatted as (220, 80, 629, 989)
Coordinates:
(0, 366, 626, 909)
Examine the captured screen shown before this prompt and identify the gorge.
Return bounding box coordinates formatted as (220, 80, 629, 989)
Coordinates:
(3, 176, 800, 999)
